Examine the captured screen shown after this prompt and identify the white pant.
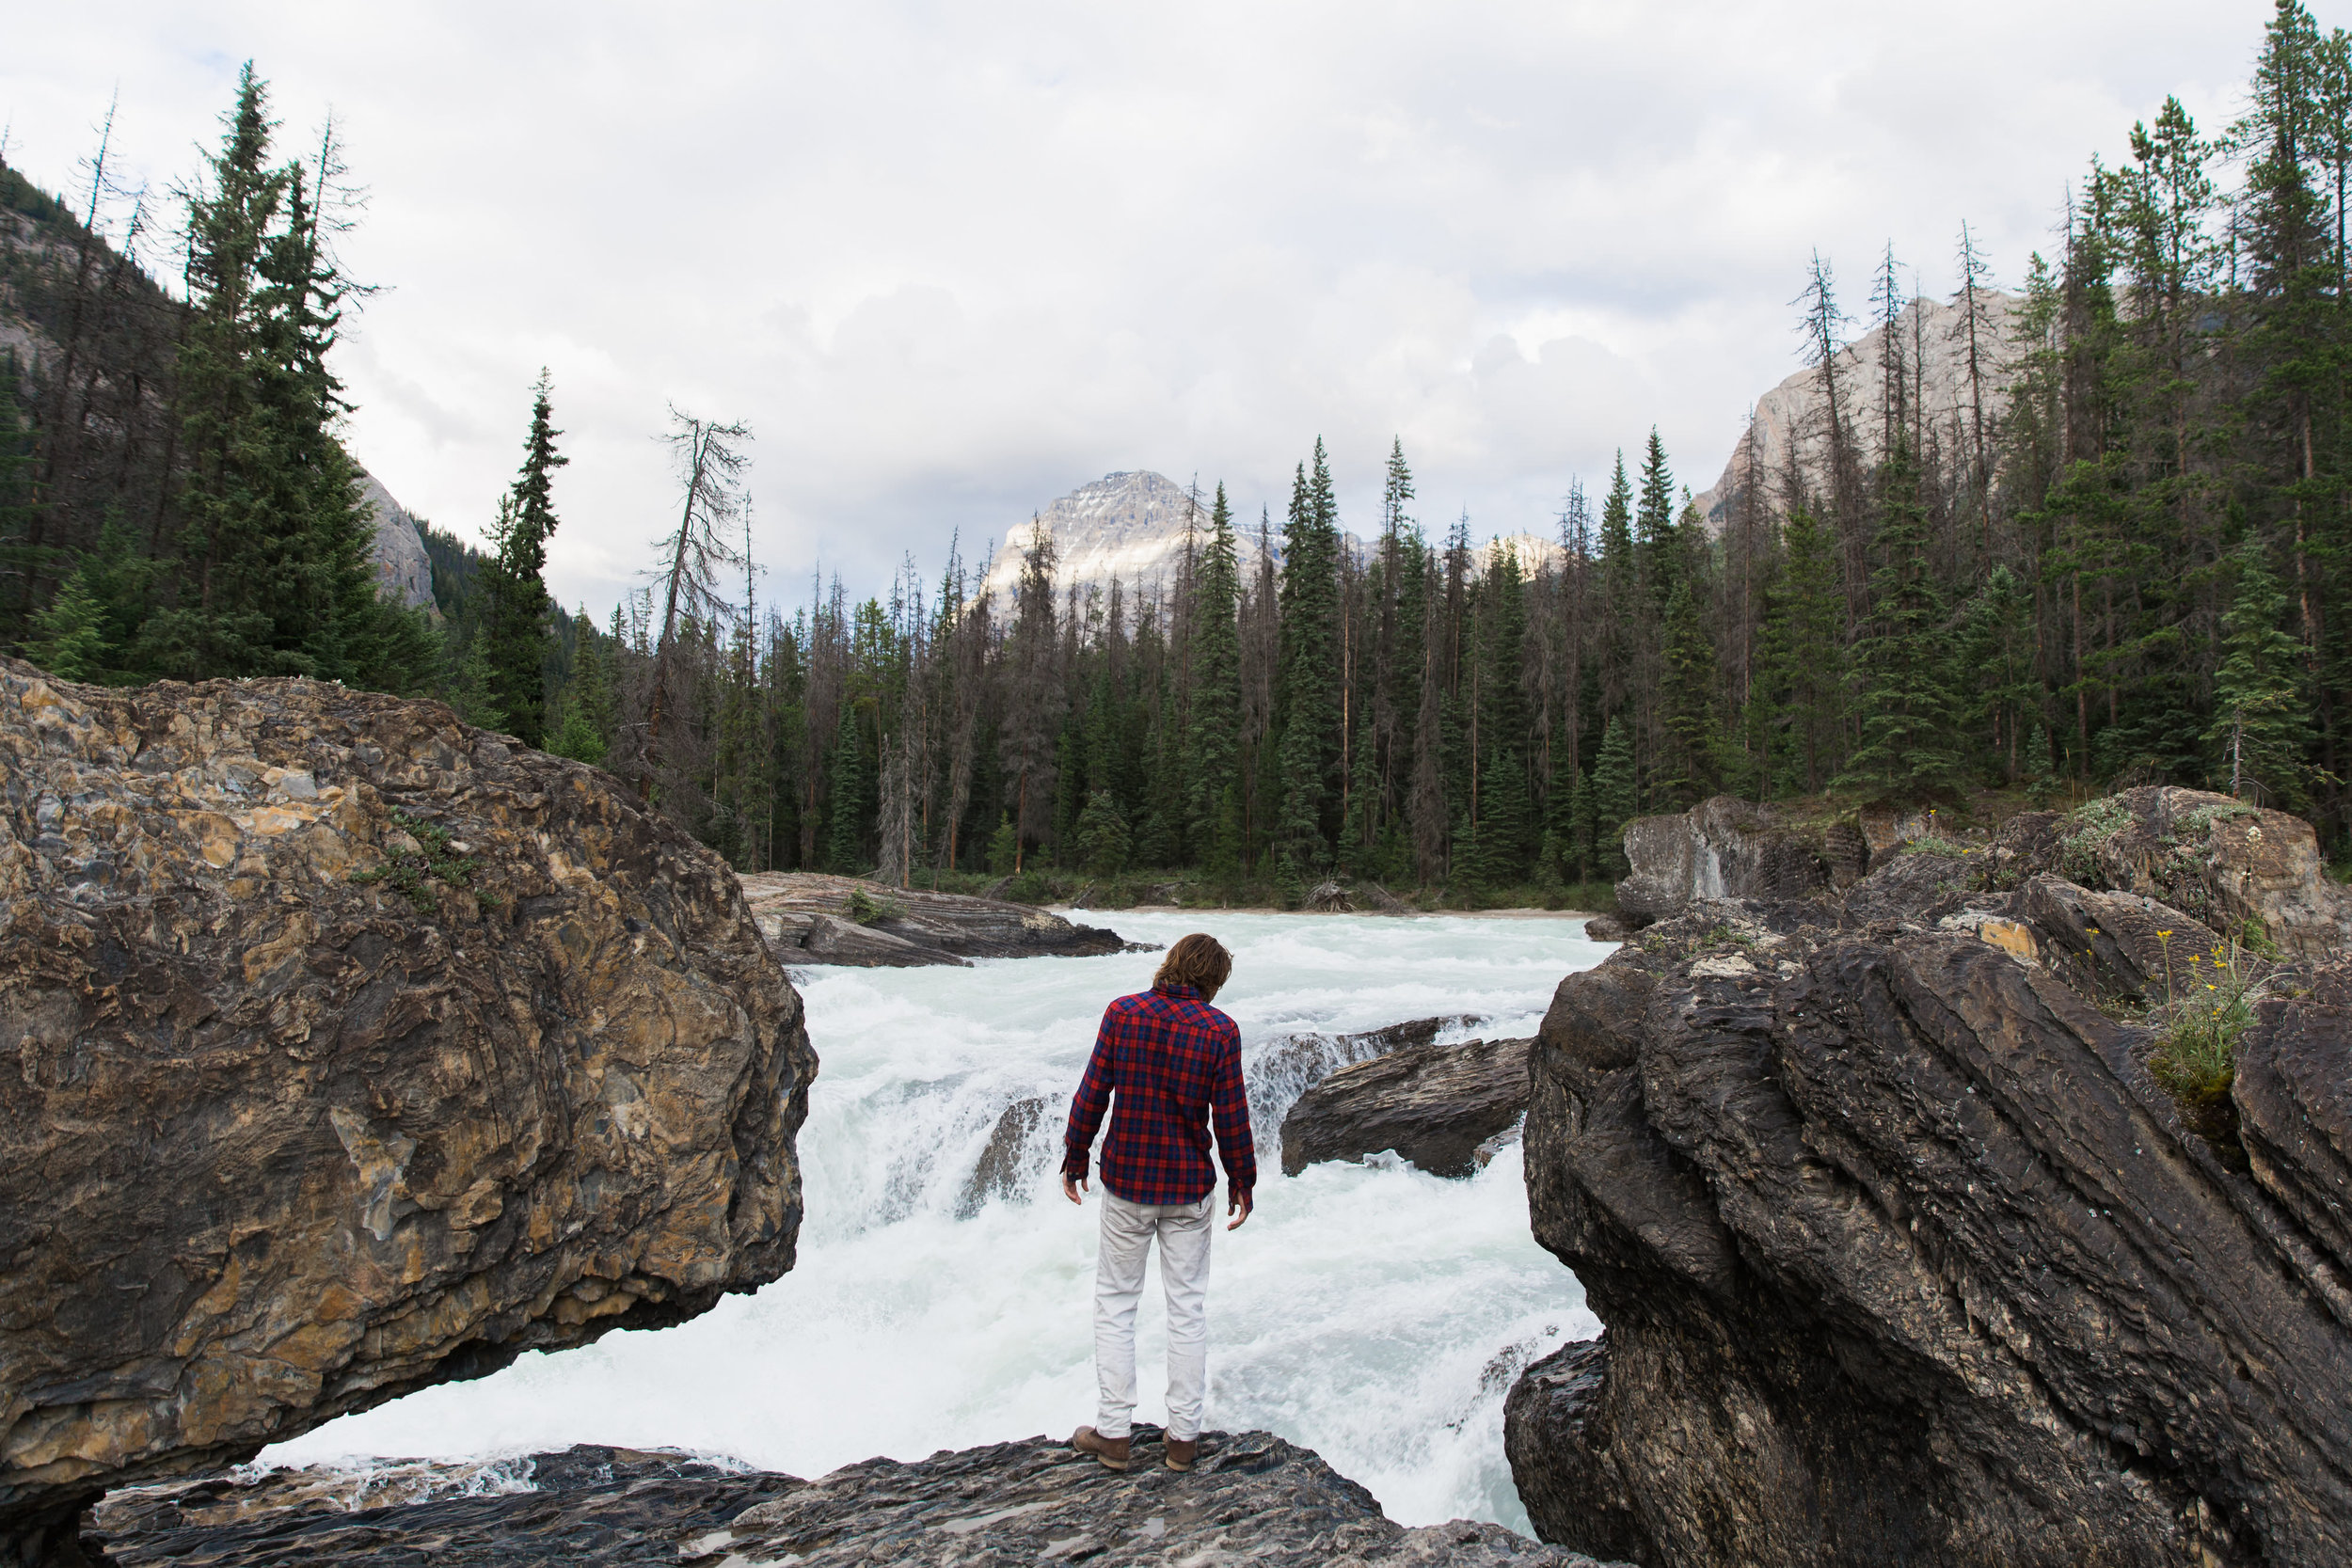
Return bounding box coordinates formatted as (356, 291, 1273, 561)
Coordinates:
(1093, 1191, 1215, 1441)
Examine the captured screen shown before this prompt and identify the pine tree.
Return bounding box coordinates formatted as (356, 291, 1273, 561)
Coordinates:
(999, 520, 1062, 869)
(1482, 747, 1534, 883)
(450, 632, 507, 732)
(1654, 506, 1721, 806)
(1596, 452, 1637, 722)
(2025, 723, 2057, 806)
(25, 574, 111, 682)
(1634, 430, 1677, 609)
(136, 71, 383, 685)
(2206, 531, 2312, 802)
(1567, 767, 1599, 881)
(140, 64, 287, 681)
(827, 702, 867, 871)
(986, 812, 1019, 876)
(1275, 441, 1342, 874)
(1187, 483, 1243, 852)
(553, 606, 614, 764)
(478, 373, 566, 746)
(1837, 436, 1962, 799)
(1074, 789, 1133, 876)
(1592, 713, 1637, 877)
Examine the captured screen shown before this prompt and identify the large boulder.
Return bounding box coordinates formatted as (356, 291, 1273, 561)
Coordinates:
(1281, 1036, 1533, 1178)
(737, 871, 1133, 966)
(1248, 1015, 1485, 1154)
(1613, 797, 1851, 926)
(1990, 786, 2352, 958)
(1506, 849, 2352, 1567)
(0, 661, 816, 1564)
(88, 1431, 1629, 1566)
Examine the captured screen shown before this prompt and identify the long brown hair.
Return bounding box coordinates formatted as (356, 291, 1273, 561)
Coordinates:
(1152, 933, 1232, 1001)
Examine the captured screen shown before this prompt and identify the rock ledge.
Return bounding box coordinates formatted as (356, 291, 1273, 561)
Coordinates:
(91, 1433, 1628, 1566)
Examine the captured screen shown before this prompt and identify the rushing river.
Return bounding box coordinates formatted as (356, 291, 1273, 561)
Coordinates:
(265, 911, 1612, 1533)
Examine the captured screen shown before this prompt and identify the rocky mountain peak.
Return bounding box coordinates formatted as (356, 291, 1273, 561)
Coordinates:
(978, 470, 1215, 605)
(1693, 289, 2024, 531)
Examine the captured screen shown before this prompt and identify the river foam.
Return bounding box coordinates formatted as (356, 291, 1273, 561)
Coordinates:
(264, 910, 1611, 1532)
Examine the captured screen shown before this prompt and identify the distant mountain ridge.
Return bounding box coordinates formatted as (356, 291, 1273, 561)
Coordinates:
(980, 470, 1565, 606)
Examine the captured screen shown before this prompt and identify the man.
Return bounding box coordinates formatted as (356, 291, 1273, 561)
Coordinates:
(1060, 932, 1255, 1474)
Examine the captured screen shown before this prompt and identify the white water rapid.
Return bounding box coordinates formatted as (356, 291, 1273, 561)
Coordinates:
(265, 911, 1613, 1533)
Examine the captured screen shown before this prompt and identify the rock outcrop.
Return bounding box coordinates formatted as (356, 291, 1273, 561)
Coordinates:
(1992, 785, 2352, 958)
(737, 871, 1133, 967)
(1506, 813, 2352, 1565)
(1613, 796, 1857, 927)
(959, 1096, 1051, 1215)
(1281, 1037, 1533, 1179)
(1249, 1015, 1484, 1154)
(90, 1433, 1625, 1566)
(0, 661, 816, 1564)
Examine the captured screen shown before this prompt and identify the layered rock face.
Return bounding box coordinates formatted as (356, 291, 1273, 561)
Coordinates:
(1507, 789, 2352, 1567)
(1281, 1036, 1532, 1178)
(737, 871, 1131, 967)
(0, 661, 816, 1562)
(90, 1432, 1625, 1566)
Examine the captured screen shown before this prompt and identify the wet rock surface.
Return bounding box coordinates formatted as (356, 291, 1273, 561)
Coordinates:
(738, 872, 1136, 966)
(89, 1433, 1628, 1567)
(958, 1096, 1050, 1215)
(1508, 816, 2352, 1567)
(1249, 1015, 1485, 1154)
(1281, 1037, 1532, 1179)
(0, 661, 816, 1562)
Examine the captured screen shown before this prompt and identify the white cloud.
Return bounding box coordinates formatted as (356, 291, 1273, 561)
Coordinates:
(2, 0, 2271, 613)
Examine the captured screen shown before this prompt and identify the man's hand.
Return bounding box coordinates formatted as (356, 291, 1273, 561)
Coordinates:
(1227, 1187, 1252, 1230)
(1061, 1170, 1089, 1205)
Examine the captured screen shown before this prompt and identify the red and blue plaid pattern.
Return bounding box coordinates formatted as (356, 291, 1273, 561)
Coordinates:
(1063, 983, 1256, 1205)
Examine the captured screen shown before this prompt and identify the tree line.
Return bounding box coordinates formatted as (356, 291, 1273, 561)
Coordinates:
(7, 3, 2352, 899)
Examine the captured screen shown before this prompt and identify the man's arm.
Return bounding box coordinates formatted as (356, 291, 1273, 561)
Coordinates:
(1059, 1006, 1118, 1203)
(1209, 1020, 1255, 1227)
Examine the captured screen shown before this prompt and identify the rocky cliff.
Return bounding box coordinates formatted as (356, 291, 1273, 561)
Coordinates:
(1506, 788, 2352, 1566)
(1692, 290, 2025, 532)
(354, 468, 437, 612)
(0, 660, 817, 1564)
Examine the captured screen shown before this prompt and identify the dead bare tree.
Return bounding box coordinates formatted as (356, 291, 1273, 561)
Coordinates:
(626, 407, 750, 812)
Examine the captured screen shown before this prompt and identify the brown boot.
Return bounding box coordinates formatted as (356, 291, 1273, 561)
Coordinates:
(1070, 1425, 1130, 1472)
(1164, 1435, 1198, 1472)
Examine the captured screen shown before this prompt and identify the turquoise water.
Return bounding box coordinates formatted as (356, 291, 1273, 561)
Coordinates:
(266, 910, 1609, 1532)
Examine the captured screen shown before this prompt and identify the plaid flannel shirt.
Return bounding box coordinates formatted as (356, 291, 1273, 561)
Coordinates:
(1062, 982, 1256, 1206)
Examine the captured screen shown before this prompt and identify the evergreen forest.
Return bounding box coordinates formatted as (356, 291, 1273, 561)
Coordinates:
(8, 4, 2352, 905)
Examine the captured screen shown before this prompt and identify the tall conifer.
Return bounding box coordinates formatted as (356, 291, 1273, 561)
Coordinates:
(480, 373, 566, 746)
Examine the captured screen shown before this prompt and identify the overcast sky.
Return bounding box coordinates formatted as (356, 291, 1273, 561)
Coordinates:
(4, 1, 2278, 616)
